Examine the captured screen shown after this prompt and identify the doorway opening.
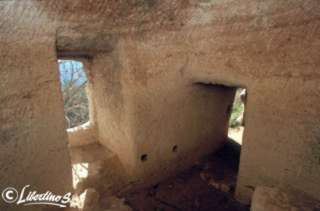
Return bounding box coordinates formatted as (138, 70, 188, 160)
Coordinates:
(58, 59, 90, 193)
(228, 88, 246, 145)
(58, 60, 89, 129)
(124, 84, 249, 211)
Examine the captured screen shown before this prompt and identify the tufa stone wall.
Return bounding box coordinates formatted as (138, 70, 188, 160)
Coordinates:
(0, 1, 319, 209)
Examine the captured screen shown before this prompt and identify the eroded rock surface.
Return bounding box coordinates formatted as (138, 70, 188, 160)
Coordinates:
(251, 186, 320, 211)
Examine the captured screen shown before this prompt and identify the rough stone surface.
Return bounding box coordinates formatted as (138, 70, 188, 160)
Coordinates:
(82, 188, 100, 210)
(0, 1, 319, 210)
(251, 186, 320, 211)
(0, 3, 73, 210)
(67, 122, 97, 147)
(89, 50, 235, 186)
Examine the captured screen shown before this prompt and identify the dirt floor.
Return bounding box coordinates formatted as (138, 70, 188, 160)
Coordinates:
(121, 139, 249, 211)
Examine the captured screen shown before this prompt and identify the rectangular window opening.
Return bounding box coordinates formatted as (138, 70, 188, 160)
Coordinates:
(58, 59, 90, 129)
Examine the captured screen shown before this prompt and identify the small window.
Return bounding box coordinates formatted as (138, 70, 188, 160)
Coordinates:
(58, 60, 89, 129)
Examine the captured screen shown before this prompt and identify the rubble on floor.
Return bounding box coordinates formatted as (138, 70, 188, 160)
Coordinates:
(122, 140, 248, 211)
